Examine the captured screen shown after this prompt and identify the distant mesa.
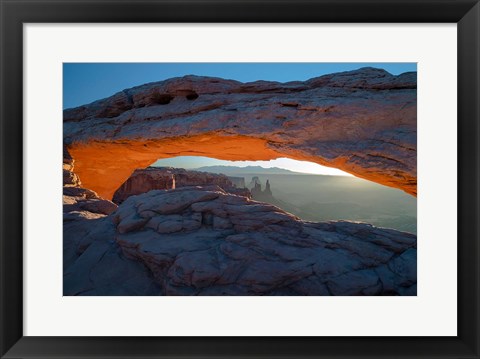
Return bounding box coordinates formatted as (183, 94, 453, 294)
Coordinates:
(196, 165, 297, 175)
(227, 176, 246, 188)
(112, 166, 250, 204)
(112, 167, 176, 204)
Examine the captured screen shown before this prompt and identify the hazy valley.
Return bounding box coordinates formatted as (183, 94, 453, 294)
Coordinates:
(195, 166, 417, 234)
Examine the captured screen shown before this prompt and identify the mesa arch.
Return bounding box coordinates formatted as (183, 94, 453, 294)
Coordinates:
(64, 67, 417, 200)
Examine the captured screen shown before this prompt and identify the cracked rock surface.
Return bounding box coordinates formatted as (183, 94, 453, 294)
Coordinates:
(64, 186, 417, 296)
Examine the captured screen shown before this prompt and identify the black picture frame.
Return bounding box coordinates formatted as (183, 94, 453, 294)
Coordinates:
(1, 0, 479, 358)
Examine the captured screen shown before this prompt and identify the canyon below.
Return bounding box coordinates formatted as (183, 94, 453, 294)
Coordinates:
(63, 68, 417, 296)
(193, 166, 417, 234)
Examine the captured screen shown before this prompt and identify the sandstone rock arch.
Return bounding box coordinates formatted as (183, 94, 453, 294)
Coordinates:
(64, 68, 417, 200)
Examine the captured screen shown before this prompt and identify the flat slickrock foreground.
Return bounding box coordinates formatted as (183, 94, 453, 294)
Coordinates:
(64, 186, 416, 296)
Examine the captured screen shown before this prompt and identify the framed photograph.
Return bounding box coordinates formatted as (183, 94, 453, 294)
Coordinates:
(1, 0, 479, 358)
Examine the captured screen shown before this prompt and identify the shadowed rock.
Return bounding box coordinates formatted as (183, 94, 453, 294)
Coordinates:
(64, 186, 416, 296)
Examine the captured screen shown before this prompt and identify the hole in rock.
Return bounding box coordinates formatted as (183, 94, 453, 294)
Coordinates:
(174, 89, 199, 100)
(151, 93, 174, 105)
(112, 156, 417, 234)
(186, 92, 199, 100)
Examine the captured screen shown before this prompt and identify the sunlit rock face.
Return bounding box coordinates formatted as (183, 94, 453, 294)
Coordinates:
(63, 145, 117, 218)
(63, 146, 119, 270)
(63, 186, 417, 296)
(112, 167, 176, 204)
(64, 68, 417, 199)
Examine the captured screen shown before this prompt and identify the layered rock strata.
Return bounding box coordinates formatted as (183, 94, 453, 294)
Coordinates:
(63, 146, 117, 218)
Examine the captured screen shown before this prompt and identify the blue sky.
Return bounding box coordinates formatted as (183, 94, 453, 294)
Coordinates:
(64, 63, 416, 175)
(63, 63, 416, 109)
